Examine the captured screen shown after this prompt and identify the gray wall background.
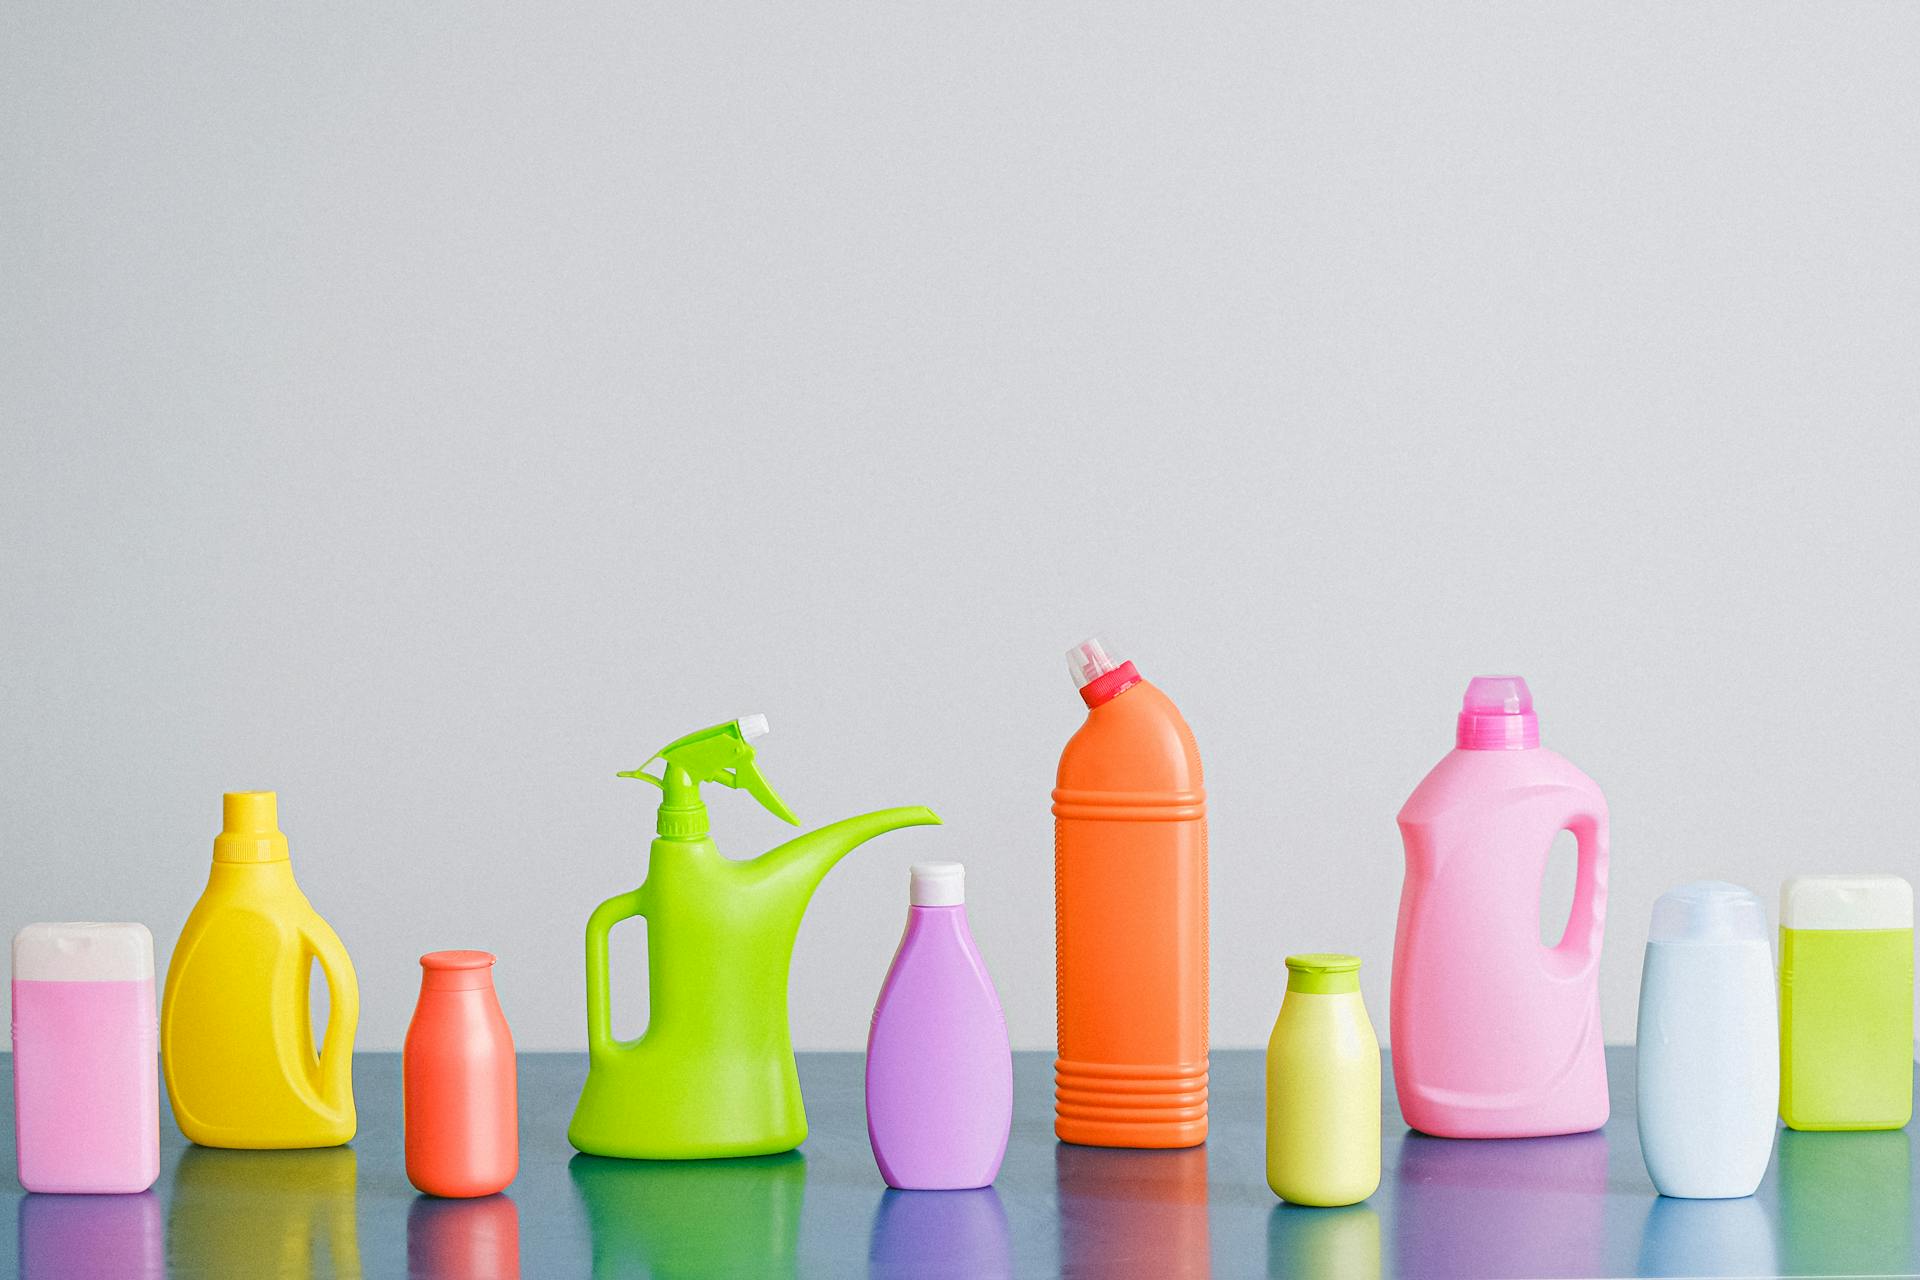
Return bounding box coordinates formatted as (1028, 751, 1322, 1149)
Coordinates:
(4, 3, 1917, 1053)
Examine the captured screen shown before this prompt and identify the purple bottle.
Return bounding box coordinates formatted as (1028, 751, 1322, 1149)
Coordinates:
(865, 862, 1013, 1190)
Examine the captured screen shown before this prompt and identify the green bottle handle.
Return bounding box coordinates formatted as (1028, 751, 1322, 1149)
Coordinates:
(585, 887, 647, 1061)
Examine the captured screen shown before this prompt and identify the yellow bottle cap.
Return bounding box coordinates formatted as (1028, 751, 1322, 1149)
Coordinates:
(214, 791, 290, 863)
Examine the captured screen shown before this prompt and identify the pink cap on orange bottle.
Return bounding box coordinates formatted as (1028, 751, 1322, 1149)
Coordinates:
(1456, 676, 1540, 750)
(1067, 637, 1142, 708)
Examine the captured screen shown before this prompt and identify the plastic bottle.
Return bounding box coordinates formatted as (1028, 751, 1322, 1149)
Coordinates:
(1266, 953, 1381, 1207)
(569, 716, 939, 1159)
(1778, 874, 1914, 1131)
(1392, 675, 1609, 1139)
(11, 922, 160, 1193)
(1053, 637, 1208, 1149)
(1636, 881, 1778, 1198)
(405, 950, 518, 1197)
(865, 862, 1013, 1190)
(161, 791, 358, 1148)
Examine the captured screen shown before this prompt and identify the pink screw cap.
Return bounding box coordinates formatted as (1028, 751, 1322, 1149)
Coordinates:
(1456, 676, 1540, 750)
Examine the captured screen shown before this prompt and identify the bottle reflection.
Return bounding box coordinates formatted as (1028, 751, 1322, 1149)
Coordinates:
(569, 1151, 805, 1280)
(18, 1190, 163, 1280)
(408, 1193, 520, 1280)
(868, 1186, 1011, 1279)
(1775, 1126, 1914, 1277)
(1055, 1143, 1209, 1278)
(1267, 1203, 1379, 1280)
(1636, 1193, 1775, 1277)
(167, 1146, 361, 1279)
(1393, 1129, 1607, 1280)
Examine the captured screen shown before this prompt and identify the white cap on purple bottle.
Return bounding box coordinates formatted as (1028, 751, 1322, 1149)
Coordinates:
(910, 862, 965, 906)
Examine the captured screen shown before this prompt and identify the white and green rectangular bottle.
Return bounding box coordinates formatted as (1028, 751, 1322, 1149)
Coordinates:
(1778, 875, 1914, 1131)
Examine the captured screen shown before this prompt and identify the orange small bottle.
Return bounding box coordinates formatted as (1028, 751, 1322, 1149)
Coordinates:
(1053, 638, 1208, 1148)
(404, 951, 518, 1197)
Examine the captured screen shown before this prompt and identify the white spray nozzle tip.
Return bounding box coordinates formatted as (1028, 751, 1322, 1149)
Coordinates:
(738, 714, 770, 741)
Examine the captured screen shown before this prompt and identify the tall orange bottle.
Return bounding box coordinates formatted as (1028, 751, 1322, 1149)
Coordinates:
(1053, 637, 1208, 1148)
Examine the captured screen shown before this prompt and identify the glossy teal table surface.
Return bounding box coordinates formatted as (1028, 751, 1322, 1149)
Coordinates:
(2, 1048, 1915, 1278)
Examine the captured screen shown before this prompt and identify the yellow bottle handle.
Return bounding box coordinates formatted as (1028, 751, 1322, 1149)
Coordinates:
(299, 919, 360, 1122)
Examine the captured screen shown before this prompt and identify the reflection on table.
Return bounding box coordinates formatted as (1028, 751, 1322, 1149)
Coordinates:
(167, 1146, 361, 1279)
(1267, 1201, 1379, 1280)
(18, 1189, 164, 1280)
(1393, 1128, 1609, 1280)
(1636, 1193, 1775, 1277)
(569, 1150, 805, 1279)
(868, 1186, 1010, 1279)
(1775, 1126, 1914, 1277)
(408, 1192, 520, 1280)
(1055, 1142, 1209, 1277)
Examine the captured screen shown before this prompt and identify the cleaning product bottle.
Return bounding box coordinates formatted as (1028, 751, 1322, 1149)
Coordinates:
(1392, 676, 1609, 1139)
(1778, 874, 1914, 1131)
(1636, 882, 1778, 1198)
(11, 922, 160, 1193)
(405, 950, 518, 1198)
(1053, 637, 1208, 1149)
(1266, 953, 1381, 1207)
(865, 862, 1013, 1190)
(569, 715, 939, 1159)
(161, 791, 358, 1149)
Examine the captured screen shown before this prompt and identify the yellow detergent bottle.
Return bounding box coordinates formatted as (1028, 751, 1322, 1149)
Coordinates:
(161, 792, 359, 1148)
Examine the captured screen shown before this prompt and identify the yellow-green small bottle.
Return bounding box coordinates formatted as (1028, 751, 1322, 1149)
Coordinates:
(1267, 954, 1381, 1207)
(1779, 874, 1914, 1131)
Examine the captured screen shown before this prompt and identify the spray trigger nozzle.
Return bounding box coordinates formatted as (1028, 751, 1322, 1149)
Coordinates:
(621, 716, 800, 830)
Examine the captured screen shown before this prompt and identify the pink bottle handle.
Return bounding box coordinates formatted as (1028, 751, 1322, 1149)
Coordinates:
(1553, 811, 1609, 974)
(299, 920, 359, 1121)
(584, 888, 647, 1061)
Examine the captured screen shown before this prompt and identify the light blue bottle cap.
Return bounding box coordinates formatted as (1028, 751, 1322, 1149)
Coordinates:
(1649, 881, 1769, 944)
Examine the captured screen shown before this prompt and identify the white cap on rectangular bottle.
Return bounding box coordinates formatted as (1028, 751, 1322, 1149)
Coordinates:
(910, 862, 965, 906)
(1781, 875, 1913, 931)
(12, 922, 155, 982)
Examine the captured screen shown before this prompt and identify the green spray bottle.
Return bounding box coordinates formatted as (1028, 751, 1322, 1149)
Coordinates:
(568, 715, 940, 1159)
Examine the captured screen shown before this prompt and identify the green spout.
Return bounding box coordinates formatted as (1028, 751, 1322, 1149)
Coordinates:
(570, 717, 941, 1160)
(749, 806, 942, 900)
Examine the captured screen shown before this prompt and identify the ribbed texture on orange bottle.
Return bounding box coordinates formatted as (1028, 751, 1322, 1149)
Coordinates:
(1053, 641, 1208, 1148)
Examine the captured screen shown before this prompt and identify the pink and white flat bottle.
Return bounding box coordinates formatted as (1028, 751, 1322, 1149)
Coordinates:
(1392, 676, 1610, 1139)
(12, 922, 161, 1193)
(865, 862, 1013, 1190)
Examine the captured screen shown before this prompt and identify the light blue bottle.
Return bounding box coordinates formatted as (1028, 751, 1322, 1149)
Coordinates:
(1635, 881, 1779, 1199)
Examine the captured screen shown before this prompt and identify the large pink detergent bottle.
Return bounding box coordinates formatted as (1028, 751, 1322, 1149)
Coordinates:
(1392, 675, 1610, 1139)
